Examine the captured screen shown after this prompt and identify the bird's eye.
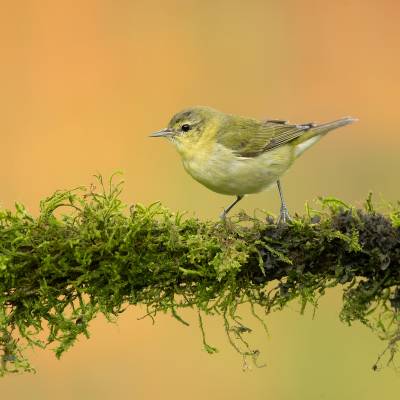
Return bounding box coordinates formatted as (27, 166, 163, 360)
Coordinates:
(181, 124, 191, 132)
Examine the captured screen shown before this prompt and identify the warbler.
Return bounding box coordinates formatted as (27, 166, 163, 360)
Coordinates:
(150, 106, 357, 222)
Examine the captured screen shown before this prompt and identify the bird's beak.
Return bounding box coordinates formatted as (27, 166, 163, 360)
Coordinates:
(149, 128, 174, 138)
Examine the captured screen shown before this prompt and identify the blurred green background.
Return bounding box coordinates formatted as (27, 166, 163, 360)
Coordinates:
(1, 1, 400, 399)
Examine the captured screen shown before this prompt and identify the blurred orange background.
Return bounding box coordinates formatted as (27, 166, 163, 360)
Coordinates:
(1, 1, 400, 399)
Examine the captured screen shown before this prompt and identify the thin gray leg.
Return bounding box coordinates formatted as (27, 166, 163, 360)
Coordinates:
(220, 195, 244, 220)
(276, 180, 291, 224)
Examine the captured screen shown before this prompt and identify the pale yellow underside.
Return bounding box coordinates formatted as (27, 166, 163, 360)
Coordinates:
(174, 136, 320, 196)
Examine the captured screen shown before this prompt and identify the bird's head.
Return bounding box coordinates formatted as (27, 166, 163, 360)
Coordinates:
(150, 106, 224, 153)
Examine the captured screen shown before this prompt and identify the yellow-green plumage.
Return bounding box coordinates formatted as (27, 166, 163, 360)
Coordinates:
(151, 106, 357, 219)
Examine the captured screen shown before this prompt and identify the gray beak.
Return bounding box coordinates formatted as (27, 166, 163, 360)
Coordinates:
(149, 128, 174, 138)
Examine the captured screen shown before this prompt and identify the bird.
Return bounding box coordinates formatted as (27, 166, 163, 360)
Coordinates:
(150, 106, 357, 222)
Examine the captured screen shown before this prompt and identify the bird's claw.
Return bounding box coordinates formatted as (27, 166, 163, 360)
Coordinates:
(277, 206, 292, 224)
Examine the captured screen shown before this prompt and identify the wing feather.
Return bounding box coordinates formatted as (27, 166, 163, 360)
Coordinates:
(216, 117, 312, 158)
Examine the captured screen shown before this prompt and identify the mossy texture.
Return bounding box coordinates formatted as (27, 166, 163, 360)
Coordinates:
(1, 176, 400, 375)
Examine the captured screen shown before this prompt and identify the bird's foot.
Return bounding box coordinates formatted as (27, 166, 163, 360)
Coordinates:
(277, 206, 292, 225)
(219, 210, 228, 221)
(219, 210, 236, 231)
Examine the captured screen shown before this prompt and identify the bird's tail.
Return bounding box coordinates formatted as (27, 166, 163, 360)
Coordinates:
(294, 116, 358, 157)
(310, 116, 358, 135)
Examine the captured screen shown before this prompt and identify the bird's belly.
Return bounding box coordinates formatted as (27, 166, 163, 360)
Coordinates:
(182, 146, 294, 195)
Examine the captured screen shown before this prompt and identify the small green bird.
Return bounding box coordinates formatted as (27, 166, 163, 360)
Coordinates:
(150, 106, 357, 222)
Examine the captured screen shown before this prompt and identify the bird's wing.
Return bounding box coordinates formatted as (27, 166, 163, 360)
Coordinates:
(217, 119, 313, 158)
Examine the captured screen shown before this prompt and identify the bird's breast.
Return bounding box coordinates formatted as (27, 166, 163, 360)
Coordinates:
(181, 143, 294, 195)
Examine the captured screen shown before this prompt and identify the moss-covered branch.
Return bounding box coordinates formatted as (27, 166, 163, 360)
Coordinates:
(1, 175, 400, 375)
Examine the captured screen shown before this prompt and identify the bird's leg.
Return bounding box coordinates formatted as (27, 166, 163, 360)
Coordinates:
(276, 180, 292, 224)
(220, 195, 244, 220)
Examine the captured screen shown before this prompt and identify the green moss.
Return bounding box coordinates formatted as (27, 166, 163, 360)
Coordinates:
(0, 174, 399, 375)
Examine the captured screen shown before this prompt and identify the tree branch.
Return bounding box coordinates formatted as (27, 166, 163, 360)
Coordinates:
(1, 175, 399, 375)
